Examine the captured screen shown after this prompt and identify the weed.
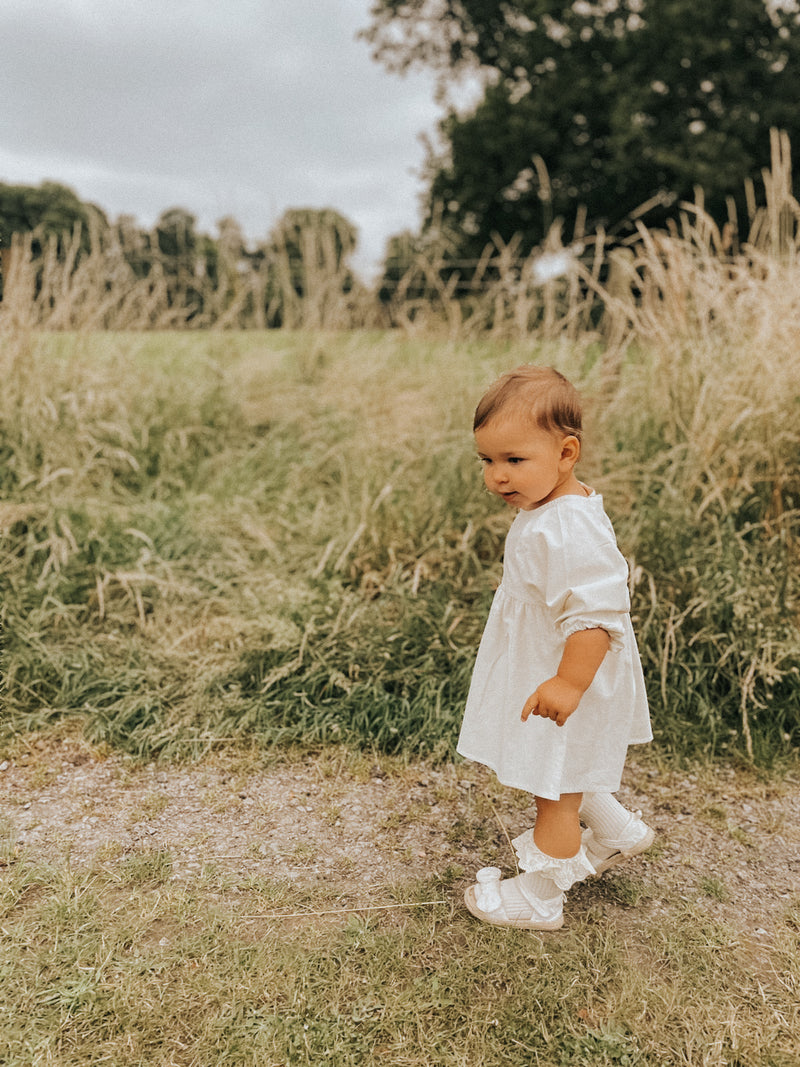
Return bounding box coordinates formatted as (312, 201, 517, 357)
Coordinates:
(701, 805, 729, 827)
(600, 873, 655, 908)
(729, 827, 755, 847)
(118, 848, 173, 886)
(130, 791, 170, 821)
(699, 876, 730, 901)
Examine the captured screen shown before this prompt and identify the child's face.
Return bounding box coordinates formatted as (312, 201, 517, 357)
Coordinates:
(475, 415, 579, 510)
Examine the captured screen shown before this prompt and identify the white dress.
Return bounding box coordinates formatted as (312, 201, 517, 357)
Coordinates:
(457, 492, 652, 800)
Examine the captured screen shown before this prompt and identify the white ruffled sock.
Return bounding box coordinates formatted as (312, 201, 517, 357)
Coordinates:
(512, 830, 596, 888)
(580, 792, 646, 860)
(498, 871, 561, 918)
(580, 792, 632, 838)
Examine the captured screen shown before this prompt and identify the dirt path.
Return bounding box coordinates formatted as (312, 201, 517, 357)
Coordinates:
(2, 739, 798, 939)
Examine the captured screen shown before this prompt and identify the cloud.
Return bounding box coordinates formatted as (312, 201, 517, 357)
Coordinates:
(0, 0, 442, 274)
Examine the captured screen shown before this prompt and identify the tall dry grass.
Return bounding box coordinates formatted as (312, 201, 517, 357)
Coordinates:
(1, 132, 799, 763)
(2, 130, 799, 341)
(0, 218, 385, 333)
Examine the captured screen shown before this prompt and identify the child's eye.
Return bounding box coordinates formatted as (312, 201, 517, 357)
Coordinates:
(478, 456, 491, 464)
(508, 457, 524, 464)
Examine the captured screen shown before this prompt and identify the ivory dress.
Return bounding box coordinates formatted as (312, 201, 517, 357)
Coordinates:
(457, 492, 652, 800)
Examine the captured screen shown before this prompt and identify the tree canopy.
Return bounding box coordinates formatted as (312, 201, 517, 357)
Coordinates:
(0, 180, 107, 255)
(364, 0, 800, 258)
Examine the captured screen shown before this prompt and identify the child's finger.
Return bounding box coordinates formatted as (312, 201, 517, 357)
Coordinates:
(521, 692, 539, 721)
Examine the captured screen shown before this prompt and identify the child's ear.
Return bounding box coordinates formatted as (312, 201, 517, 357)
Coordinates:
(560, 435, 581, 465)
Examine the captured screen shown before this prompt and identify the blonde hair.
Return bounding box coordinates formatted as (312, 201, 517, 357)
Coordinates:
(473, 365, 582, 441)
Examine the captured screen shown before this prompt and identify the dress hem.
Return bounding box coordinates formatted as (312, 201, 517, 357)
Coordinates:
(455, 747, 647, 800)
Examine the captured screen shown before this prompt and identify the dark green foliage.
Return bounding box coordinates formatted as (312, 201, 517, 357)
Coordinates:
(365, 0, 800, 259)
(630, 512, 800, 760)
(0, 180, 106, 250)
(0, 180, 108, 299)
(208, 579, 483, 756)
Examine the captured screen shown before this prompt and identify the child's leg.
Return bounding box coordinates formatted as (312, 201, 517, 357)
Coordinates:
(464, 793, 594, 930)
(580, 791, 655, 874)
(532, 792, 583, 857)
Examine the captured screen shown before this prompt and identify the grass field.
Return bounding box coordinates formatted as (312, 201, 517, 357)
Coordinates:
(2, 328, 799, 766)
(2, 173, 800, 1062)
(2, 744, 799, 1067)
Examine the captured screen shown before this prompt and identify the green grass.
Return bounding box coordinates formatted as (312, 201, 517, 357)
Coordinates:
(1, 848, 798, 1066)
(1, 329, 799, 766)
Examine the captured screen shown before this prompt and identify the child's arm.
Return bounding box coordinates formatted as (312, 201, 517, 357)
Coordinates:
(521, 628, 611, 728)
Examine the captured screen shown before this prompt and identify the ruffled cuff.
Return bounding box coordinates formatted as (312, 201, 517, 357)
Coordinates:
(512, 829, 596, 889)
(559, 616, 626, 653)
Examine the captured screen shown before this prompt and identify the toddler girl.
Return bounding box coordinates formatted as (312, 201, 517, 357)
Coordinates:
(458, 365, 654, 930)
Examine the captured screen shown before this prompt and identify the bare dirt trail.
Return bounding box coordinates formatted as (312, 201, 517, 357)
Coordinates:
(1, 739, 798, 939)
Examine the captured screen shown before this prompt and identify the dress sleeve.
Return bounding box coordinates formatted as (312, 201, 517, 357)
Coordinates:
(519, 506, 631, 653)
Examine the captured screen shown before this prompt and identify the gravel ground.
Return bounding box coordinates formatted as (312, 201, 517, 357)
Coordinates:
(1, 739, 798, 939)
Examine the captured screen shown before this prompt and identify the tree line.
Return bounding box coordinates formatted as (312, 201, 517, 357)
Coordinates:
(0, 180, 368, 326)
(4, 0, 800, 325)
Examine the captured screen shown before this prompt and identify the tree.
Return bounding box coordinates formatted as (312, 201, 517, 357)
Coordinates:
(152, 207, 207, 318)
(261, 208, 359, 326)
(378, 230, 429, 304)
(0, 180, 106, 246)
(154, 207, 198, 264)
(266, 208, 358, 289)
(365, 0, 800, 257)
(0, 180, 107, 291)
(216, 215, 248, 263)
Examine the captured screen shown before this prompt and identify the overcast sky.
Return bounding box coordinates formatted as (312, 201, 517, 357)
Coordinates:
(0, 0, 446, 276)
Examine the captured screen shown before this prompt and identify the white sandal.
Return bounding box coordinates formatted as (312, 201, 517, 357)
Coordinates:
(464, 867, 565, 931)
(582, 812, 655, 875)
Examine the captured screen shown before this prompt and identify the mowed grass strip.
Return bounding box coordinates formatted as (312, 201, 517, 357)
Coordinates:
(0, 846, 797, 1067)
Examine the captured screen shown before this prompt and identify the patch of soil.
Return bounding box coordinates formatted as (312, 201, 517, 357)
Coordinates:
(1, 739, 798, 940)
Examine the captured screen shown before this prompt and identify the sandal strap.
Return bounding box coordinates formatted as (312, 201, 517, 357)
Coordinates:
(583, 811, 648, 851)
(472, 870, 564, 926)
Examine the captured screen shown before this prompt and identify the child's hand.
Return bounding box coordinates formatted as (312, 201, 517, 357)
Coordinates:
(521, 676, 583, 728)
(522, 629, 610, 727)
